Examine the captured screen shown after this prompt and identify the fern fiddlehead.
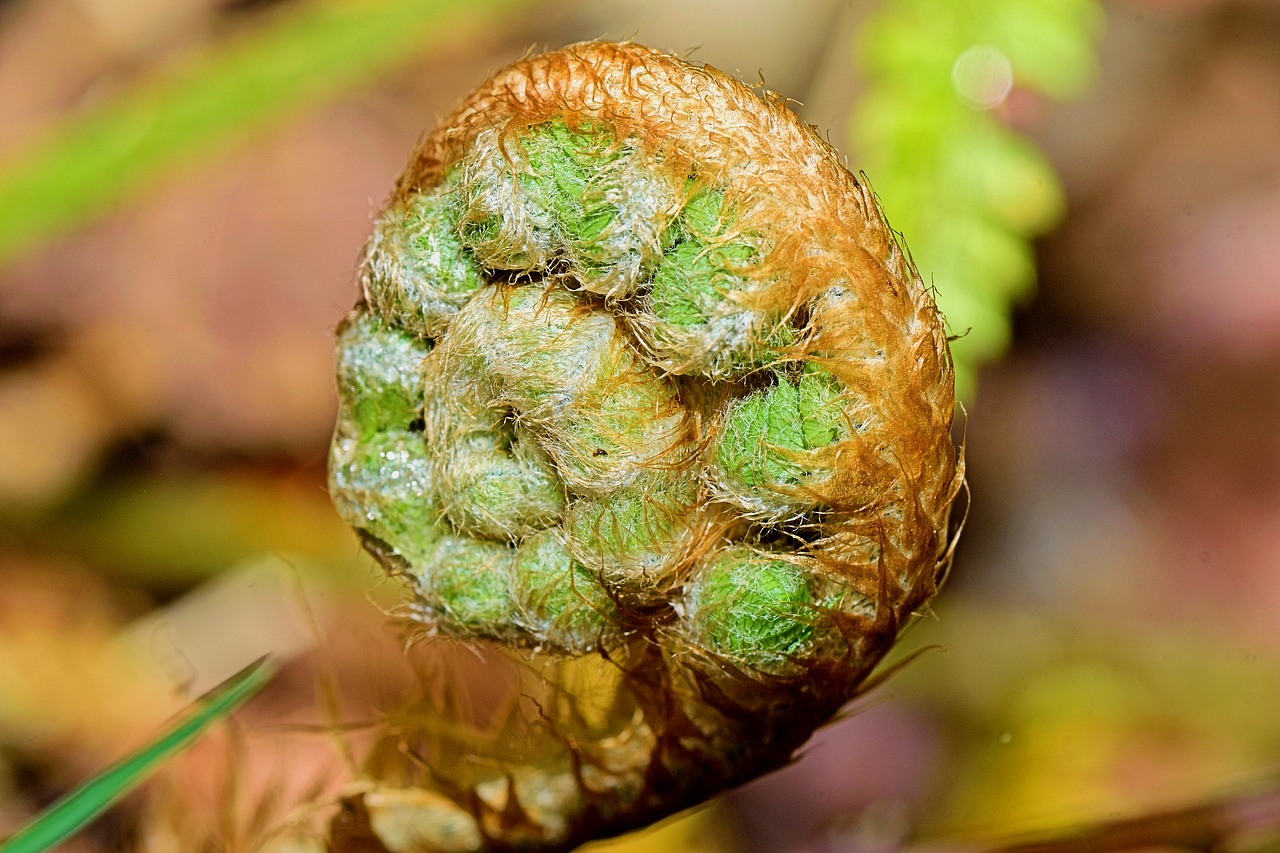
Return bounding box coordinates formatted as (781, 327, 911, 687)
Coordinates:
(328, 41, 962, 852)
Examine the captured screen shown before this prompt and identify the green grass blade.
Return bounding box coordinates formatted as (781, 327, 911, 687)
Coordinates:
(0, 0, 528, 265)
(0, 657, 275, 853)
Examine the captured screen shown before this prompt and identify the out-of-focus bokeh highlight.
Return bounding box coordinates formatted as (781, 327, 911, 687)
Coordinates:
(2, 0, 1279, 850)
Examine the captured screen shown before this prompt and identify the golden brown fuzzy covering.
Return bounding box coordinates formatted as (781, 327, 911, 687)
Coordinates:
(334, 41, 963, 852)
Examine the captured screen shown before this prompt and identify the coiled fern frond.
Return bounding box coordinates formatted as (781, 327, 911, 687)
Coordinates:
(328, 41, 962, 852)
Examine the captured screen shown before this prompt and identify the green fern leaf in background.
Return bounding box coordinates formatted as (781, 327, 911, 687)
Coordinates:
(853, 0, 1103, 400)
(0, 0, 526, 266)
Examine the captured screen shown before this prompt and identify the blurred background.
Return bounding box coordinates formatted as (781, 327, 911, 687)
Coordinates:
(2, 0, 1279, 850)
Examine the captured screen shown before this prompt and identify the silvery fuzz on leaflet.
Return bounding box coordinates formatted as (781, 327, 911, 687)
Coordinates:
(328, 41, 963, 853)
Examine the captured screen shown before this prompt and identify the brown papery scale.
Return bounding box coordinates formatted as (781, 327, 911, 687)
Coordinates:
(326, 41, 963, 852)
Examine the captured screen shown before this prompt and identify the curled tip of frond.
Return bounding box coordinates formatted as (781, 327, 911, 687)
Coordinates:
(327, 40, 963, 853)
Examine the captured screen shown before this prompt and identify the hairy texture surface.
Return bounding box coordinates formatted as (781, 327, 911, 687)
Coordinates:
(328, 41, 963, 853)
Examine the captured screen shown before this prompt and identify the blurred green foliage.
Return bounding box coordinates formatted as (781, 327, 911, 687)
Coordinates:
(853, 0, 1103, 400)
(0, 0, 526, 265)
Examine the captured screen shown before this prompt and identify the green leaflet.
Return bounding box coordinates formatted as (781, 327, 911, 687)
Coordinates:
(365, 182, 486, 339)
(513, 529, 617, 652)
(685, 548, 815, 667)
(650, 189, 753, 329)
(335, 312, 431, 435)
(713, 366, 846, 517)
(416, 535, 522, 635)
(458, 120, 680, 296)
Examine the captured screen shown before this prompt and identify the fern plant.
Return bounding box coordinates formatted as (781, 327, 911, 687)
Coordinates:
(324, 41, 962, 852)
(853, 0, 1103, 399)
